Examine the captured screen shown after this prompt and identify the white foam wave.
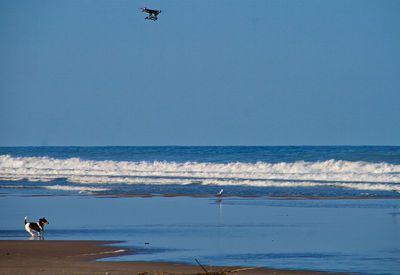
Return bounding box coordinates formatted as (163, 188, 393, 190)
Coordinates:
(1, 155, 399, 192)
(42, 185, 110, 192)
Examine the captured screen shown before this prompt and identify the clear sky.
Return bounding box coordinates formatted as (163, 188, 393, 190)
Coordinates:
(1, 0, 399, 146)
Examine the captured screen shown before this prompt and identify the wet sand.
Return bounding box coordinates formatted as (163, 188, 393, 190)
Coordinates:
(0, 240, 345, 275)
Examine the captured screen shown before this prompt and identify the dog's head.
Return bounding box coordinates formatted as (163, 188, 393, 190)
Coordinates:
(39, 218, 49, 225)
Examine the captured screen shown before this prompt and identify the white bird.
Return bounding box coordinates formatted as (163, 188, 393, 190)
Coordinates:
(217, 189, 224, 197)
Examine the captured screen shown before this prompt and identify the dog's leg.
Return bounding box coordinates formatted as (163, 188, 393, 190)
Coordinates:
(28, 230, 35, 238)
(25, 224, 35, 237)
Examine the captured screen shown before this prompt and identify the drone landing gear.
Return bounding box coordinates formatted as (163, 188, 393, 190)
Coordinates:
(145, 15, 158, 21)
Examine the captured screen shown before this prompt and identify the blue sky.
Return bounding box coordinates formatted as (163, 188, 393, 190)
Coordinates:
(1, 0, 399, 146)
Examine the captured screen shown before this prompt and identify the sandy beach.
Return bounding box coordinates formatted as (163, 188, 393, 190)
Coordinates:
(0, 240, 346, 275)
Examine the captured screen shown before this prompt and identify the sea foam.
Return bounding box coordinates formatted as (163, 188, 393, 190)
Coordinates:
(1, 155, 399, 191)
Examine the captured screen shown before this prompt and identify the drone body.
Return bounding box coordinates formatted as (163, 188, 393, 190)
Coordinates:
(141, 7, 162, 21)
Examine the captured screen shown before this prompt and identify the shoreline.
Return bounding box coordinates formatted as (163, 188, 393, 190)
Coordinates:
(0, 240, 347, 275)
(91, 193, 400, 200)
(2, 191, 398, 200)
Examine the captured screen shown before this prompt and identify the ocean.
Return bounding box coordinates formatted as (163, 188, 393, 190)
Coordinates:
(1, 146, 400, 274)
(1, 146, 400, 197)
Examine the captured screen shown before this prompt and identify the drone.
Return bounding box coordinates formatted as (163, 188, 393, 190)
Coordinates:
(141, 7, 162, 21)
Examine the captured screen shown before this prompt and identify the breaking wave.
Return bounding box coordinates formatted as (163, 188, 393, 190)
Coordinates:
(1, 155, 399, 192)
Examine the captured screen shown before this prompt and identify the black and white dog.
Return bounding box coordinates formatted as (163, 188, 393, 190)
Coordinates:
(25, 216, 49, 239)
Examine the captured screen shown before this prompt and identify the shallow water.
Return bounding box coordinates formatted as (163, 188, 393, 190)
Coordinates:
(1, 194, 399, 274)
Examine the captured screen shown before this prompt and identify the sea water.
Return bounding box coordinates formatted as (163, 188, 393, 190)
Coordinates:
(1, 146, 400, 274)
(1, 146, 400, 197)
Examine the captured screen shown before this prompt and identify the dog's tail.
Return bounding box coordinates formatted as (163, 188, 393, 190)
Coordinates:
(25, 216, 27, 225)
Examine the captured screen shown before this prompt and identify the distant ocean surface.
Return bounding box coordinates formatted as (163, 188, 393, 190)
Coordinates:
(1, 146, 400, 197)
